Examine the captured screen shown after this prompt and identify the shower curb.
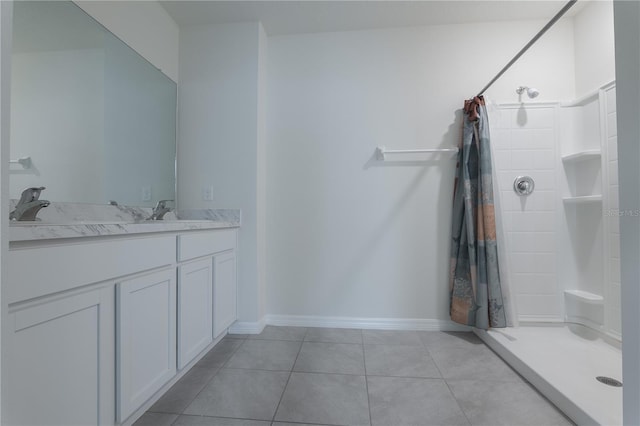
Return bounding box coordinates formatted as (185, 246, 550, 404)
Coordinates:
(474, 328, 595, 426)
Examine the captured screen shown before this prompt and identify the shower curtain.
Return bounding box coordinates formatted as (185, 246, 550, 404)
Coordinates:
(449, 96, 506, 329)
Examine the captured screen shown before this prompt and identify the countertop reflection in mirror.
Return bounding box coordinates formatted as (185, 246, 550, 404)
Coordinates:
(10, 1, 176, 207)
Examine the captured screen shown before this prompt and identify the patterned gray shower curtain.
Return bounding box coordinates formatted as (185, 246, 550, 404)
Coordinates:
(449, 96, 506, 329)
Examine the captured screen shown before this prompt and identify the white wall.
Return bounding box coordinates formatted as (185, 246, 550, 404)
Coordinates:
(265, 20, 575, 322)
(0, 2, 12, 420)
(613, 3, 640, 424)
(257, 24, 268, 321)
(178, 22, 264, 324)
(573, 1, 615, 97)
(74, 1, 179, 82)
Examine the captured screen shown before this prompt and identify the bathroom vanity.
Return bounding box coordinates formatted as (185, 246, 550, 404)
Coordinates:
(6, 3, 238, 424)
(4, 213, 239, 425)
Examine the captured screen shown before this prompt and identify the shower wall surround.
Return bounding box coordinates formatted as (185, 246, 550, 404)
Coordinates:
(490, 83, 621, 338)
(491, 104, 562, 321)
(603, 85, 621, 337)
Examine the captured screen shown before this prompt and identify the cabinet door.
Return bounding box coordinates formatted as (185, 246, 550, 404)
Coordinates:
(117, 268, 176, 422)
(178, 258, 213, 369)
(213, 250, 237, 337)
(5, 287, 115, 426)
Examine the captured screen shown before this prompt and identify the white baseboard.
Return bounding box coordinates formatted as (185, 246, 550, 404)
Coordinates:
(263, 314, 471, 332)
(228, 317, 266, 334)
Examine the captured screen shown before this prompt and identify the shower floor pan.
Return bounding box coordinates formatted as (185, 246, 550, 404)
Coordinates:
(475, 324, 622, 425)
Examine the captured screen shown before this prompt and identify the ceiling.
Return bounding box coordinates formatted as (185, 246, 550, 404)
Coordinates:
(160, 1, 586, 36)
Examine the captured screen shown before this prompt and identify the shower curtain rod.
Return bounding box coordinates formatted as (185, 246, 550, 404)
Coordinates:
(477, 0, 577, 96)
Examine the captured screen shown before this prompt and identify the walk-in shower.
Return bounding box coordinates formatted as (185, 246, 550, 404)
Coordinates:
(477, 82, 622, 425)
(446, 0, 621, 422)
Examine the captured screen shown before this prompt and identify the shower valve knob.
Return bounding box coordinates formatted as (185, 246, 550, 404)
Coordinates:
(513, 176, 535, 196)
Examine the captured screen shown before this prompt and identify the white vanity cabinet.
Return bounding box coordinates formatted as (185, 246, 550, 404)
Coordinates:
(176, 229, 238, 366)
(5, 225, 239, 426)
(5, 286, 115, 426)
(4, 234, 175, 426)
(177, 258, 213, 369)
(116, 268, 177, 422)
(214, 250, 237, 338)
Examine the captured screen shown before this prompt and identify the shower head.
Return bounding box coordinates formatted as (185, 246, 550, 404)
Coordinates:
(516, 86, 540, 99)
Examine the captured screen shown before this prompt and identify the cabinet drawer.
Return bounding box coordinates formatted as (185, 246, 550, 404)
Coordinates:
(8, 235, 175, 304)
(177, 229, 236, 262)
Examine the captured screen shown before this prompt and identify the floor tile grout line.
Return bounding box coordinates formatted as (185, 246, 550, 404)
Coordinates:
(442, 377, 531, 383)
(422, 338, 446, 380)
(271, 419, 353, 426)
(365, 373, 445, 380)
(162, 410, 309, 426)
(219, 336, 250, 369)
(272, 369, 371, 379)
(270, 328, 307, 423)
(148, 361, 222, 416)
(422, 343, 529, 383)
(362, 336, 373, 426)
(292, 368, 366, 376)
(171, 411, 290, 423)
(303, 328, 365, 345)
(442, 379, 473, 426)
(299, 341, 364, 347)
(170, 335, 248, 420)
(222, 366, 300, 373)
(169, 414, 179, 426)
(362, 342, 425, 346)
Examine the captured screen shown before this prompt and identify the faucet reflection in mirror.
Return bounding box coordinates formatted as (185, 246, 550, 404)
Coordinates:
(10, 187, 50, 221)
(148, 200, 174, 221)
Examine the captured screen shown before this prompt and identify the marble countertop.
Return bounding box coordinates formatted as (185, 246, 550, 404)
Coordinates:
(9, 202, 241, 242)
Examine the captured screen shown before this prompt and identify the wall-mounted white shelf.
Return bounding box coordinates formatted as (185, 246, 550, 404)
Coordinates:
(564, 289, 604, 305)
(563, 195, 602, 204)
(9, 156, 32, 169)
(561, 150, 601, 164)
(375, 146, 458, 161)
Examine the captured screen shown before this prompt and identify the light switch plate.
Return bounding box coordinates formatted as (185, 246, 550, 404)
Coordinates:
(202, 186, 214, 201)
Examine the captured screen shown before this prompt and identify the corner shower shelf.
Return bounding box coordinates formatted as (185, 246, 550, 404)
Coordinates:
(561, 150, 601, 163)
(562, 195, 602, 204)
(564, 290, 604, 305)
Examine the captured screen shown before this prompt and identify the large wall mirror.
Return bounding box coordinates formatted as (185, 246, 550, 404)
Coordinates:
(10, 1, 176, 207)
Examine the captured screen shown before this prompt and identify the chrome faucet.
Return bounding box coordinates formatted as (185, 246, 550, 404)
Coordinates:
(149, 199, 173, 220)
(10, 186, 50, 221)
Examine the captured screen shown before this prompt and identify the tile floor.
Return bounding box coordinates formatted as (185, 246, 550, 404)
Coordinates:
(135, 326, 573, 426)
